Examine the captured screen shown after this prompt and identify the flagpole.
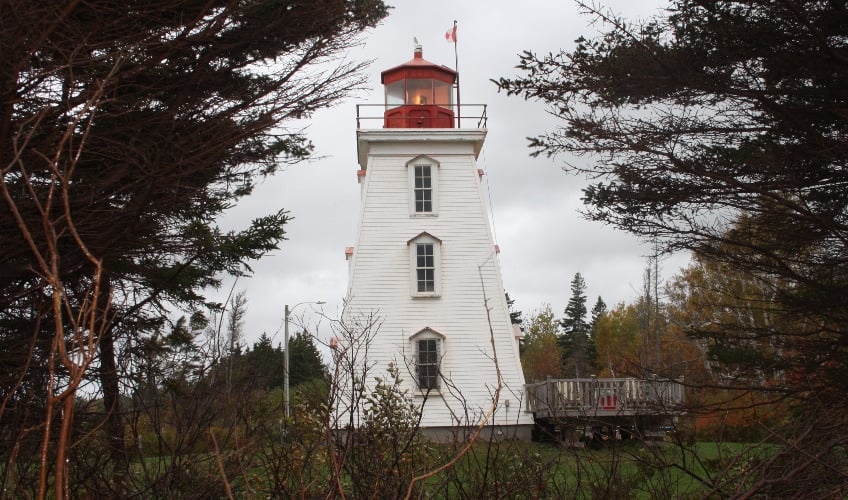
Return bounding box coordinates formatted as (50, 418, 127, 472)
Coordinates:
(453, 20, 461, 128)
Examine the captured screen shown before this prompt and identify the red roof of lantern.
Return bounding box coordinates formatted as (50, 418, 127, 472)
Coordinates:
(381, 46, 457, 85)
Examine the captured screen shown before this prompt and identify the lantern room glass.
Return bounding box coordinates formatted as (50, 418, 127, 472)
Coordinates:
(407, 79, 432, 105)
(386, 81, 404, 109)
(385, 78, 454, 109)
(433, 80, 452, 107)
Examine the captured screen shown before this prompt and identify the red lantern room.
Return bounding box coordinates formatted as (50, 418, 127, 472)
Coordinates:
(381, 41, 457, 128)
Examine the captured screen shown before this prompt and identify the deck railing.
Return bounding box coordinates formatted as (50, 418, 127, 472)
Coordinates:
(526, 376, 685, 418)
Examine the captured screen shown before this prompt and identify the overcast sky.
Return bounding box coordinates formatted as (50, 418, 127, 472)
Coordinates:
(212, 0, 689, 349)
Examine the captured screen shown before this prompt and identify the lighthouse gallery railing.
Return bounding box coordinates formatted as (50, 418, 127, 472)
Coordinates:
(355, 103, 487, 129)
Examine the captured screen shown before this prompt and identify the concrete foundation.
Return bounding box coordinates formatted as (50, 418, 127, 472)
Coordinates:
(420, 424, 533, 443)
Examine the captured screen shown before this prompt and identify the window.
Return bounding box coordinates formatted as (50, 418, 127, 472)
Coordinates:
(408, 232, 441, 297)
(416, 243, 435, 292)
(414, 165, 432, 213)
(417, 338, 439, 390)
(407, 156, 439, 215)
(410, 328, 445, 392)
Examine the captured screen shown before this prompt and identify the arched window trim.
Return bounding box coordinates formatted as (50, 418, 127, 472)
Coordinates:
(408, 327, 446, 342)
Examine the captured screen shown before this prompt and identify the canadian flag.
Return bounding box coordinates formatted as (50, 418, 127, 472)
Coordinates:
(445, 24, 457, 43)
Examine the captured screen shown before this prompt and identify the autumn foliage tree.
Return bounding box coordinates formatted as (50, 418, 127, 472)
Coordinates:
(520, 305, 564, 382)
(592, 302, 642, 378)
(665, 249, 794, 440)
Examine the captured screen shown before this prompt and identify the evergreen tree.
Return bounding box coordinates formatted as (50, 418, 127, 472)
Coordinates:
(226, 291, 248, 391)
(288, 331, 326, 387)
(590, 296, 607, 334)
(227, 292, 248, 357)
(241, 332, 284, 390)
(561, 273, 589, 337)
(559, 273, 596, 377)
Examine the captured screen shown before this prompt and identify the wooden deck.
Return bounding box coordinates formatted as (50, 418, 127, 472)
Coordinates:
(525, 376, 685, 419)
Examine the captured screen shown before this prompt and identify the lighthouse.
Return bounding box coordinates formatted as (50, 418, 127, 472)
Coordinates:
(340, 41, 532, 439)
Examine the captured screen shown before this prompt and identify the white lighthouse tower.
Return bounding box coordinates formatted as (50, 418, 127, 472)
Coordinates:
(340, 42, 532, 439)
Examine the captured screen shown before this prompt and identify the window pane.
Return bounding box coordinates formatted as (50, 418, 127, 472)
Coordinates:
(406, 78, 434, 105)
(415, 190, 432, 213)
(434, 80, 453, 107)
(425, 349, 437, 364)
(418, 199, 432, 212)
(420, 190, 431, 203)
(414, 165, 430, 187)
(417, 272, 434, 292)
(386, 81, 404, 108)
(417, 244, 433, 259)
(419, 340, 434, 361)
(422, 368, 437, 389)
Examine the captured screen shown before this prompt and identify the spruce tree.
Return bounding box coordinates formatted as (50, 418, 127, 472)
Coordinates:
(559, 273, 595, 377)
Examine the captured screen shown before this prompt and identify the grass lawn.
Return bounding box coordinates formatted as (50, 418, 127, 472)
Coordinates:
(119, 437, 774, 497)
(415, 439, 774, 498)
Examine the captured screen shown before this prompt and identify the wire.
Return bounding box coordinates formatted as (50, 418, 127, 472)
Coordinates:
(479, 146, 499, 245)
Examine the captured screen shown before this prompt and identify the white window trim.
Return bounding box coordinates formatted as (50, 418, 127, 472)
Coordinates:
(408, 232, 442, 297)
(407, 155, 439, 216)
(409, 328, 445, 393)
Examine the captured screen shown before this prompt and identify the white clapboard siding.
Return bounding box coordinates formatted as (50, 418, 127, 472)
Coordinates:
(342, 129, 533, 430)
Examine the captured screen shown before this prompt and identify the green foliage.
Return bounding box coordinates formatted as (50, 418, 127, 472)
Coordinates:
(288, 331, 327, 387)
(560, 273, 597, 377)
(561, 273, 589, 338)
(237, 333, 285, 390)
(445, 441, 565, 498)
(342, 363, 427, 498)
(590, 296, 606, 333)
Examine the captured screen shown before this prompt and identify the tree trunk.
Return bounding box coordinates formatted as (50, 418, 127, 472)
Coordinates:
(98, 275, 127, 491)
